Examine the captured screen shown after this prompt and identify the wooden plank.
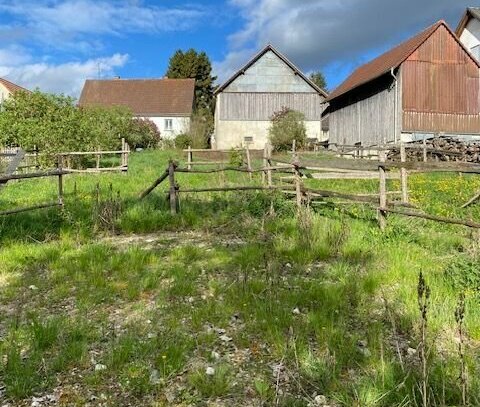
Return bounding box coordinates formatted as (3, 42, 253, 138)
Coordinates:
(178, 186, 294, 193)
(309, 172, 400, 180)
(0, 169, 68, 183)
(139, 169, 170, 199)
(168, 161, 177, 214)
(0, 202, 61, 216)
(382, 207, 480, 229)
(400, 143, 409, 204)
(378, 150, 387, 230)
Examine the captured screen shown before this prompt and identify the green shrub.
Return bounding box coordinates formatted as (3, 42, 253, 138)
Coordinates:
(174, 133, 193, 149)
(228, 148, 244, 167)
(268, 107, 307, 152)
(126, 118, 161, 149)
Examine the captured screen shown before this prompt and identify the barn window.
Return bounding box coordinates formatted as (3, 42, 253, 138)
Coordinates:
(164, 119, 173, 131)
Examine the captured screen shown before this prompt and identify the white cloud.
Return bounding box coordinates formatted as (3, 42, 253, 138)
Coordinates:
(217, 0, 472, 88)
(0, 52, 129, 97)
(0, 0, 208, 50)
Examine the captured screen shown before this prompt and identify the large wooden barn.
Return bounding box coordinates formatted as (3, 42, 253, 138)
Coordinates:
(214, 45, 328, 149)
(326, 20, 480, 147)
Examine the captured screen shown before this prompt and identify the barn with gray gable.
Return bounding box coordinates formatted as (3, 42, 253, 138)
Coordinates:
(214, 45, 328, 150)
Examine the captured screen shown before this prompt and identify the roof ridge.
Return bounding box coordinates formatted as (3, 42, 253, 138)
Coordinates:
(327, 20, 446, 101)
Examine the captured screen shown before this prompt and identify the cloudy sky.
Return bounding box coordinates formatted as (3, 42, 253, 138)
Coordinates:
(0, 0, 472, 97)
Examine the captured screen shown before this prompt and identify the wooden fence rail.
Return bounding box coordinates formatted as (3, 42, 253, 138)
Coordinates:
(140, 141, 480, 230)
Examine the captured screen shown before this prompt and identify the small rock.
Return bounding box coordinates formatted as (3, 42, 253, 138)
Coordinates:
(95, 364, 107, 372)
(219, 334, 232, 342)
(407, 347, 417, 356)
(150, 369, 160, 385)
(314, 394, 328, 406)
(357, 340, 368, 348)
(292, 307, 301, 315)
(211, 351, 221, 360)
(358, 347, 371, 357)
(206, 366, 215, 376)
(28, 285, 38, 291)
(285, 263, 292, 269)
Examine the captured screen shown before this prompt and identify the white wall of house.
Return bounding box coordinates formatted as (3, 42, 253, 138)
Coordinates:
(0, 83, 11, 106)
(214, 119, 324, 150)
(460, 18, 480, 59)
(139, 116, 190, 139)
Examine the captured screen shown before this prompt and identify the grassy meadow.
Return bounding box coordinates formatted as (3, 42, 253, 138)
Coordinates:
(1, 149, 480, 406)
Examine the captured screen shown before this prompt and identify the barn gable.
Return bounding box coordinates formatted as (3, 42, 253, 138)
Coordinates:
(402, 23, 480, 134)
(222, 50, 317, 93)
(216, 45, 327, 96)
(214, 45, 328, 149)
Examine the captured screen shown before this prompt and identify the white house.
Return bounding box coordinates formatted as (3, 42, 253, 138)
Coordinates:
(456, 7, 480, 61)
(0, 78, 29, 106)
(79, 78, 195, 137)
(214, 45, 328, 150)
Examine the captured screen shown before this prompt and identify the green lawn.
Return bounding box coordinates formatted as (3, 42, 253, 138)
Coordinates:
(1, 150, 480, 406)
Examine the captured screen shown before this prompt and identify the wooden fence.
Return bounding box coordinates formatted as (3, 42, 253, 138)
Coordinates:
(0, 152, 67, 216)
(142, 142, 480, 231)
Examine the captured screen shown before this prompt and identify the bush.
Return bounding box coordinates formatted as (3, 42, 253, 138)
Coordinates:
(268, 107, 307, 152)
(0, 90, 134, 158)
(174, 133, 193, 149)
(127, 118, 161, 149)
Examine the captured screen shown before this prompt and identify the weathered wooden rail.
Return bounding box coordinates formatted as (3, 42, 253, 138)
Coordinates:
(142, 141, 480, 231)
(0, 157, 67, 216)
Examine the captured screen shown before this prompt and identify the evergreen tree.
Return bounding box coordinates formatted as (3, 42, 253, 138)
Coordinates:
(309, 71, 327, 92)
(166, 49, 216, 112)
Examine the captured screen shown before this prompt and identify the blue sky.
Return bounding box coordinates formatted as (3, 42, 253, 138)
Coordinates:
(0, 1, 473, 97)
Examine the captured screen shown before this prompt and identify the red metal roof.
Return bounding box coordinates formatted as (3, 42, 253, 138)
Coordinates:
(327, 21, 478, 102)
(0, 78, 29, 94)
(79, 78, 195, 116)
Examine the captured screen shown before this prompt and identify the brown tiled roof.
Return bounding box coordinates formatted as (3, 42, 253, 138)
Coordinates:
(215, 44, 328, 97)
(79, 78, 195, 116)
(0, 78, 29, 93)
(327, 21, 467, 101)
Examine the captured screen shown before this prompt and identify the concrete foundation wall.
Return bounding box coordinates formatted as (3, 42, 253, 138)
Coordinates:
(214, 120, 326, 150)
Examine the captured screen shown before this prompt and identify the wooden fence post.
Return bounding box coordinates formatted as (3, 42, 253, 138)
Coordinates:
(378, 150, 387, 230)
(96, 146, 101, 170)
(400, 142, 409, 204)
(168, 160, 178, 215)
(57, 155, 64, 209)
(34, 145, 39, 170)
(187, 145, 192, 170)
(245, 144, 252, 181)
(423, 136, 427, 162)
(294, 161, 302, 209)
(262, 144, 267, 185)
(267, 143, 273, 188)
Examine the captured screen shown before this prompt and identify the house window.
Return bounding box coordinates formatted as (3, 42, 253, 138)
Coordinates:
(164, 119, 173, 131)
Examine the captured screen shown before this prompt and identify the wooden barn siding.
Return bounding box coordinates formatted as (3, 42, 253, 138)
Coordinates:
(329, 74, 398, 146)
(402, 24, 480, 134)
(218, 92, 325, 121)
